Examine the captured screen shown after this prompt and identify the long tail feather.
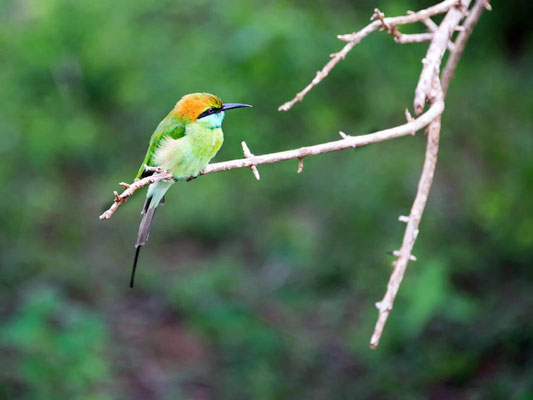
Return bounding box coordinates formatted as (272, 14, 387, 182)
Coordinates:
(141, 196, 151, 215)
(130, 206, 157, 288)
(136, 206, 157, 247)
(130, 181, 172, 288)
(130, 246, 142, 288)
(140, 195, 164, 215)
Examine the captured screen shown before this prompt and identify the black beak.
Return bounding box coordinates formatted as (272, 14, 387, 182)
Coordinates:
(221, 103, 252, 111)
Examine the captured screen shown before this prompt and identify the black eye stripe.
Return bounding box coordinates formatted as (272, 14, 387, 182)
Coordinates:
(198, 107, 221, 119)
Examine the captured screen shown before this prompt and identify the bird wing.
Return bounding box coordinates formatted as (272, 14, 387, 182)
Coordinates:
(136, 115, 186, 179)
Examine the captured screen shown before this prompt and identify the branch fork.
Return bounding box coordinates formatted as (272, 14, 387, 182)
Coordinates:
(241, 141, 261, 180)
(371, 8, 401, 39)
(277, 0, 486, 349)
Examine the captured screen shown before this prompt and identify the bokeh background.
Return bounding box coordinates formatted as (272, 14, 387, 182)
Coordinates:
(1, 0, 532, 399)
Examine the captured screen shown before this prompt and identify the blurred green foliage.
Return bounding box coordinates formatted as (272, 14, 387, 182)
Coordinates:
(1, 0, 532, 399)
(1, 288, 110, 399)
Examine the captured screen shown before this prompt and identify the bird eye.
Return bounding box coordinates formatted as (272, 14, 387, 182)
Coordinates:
(208, 108, 214, 114)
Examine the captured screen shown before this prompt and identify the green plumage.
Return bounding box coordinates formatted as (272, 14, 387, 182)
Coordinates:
(129, 93, 251, 288)
(136, 114, 186, 179)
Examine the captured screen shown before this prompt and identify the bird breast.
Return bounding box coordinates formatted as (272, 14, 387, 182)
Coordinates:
(153, 125, 223, 180)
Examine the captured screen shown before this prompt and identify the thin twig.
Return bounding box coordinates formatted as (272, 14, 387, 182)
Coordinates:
(441, 0, 489, 95)
(278, 0, 459, 111)
(413, 0, 471, 114)
(241, 141, 261, 180)
(418, 15, 456, 51)
(373, 8, 435, 44)
(201, 101, 443, 175)
(394, 32, 434, 44)
(99, 166, 173, 220)
(419, 16, 439, 32)
(369, 0, 487, 349)
(371, 114, 442, 349)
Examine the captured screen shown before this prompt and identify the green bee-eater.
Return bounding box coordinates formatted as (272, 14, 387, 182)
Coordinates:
(131, 93, 251, 287)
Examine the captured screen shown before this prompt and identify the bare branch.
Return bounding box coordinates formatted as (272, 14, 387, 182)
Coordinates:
(369, 0, 487, 349)
(338, 0, 461, 42)
(419, 16, 439, 32)
(99, 166, 173, 220)
(395, 32, 434, 44)
(419, 15, 456, 51)
(241, 141, 261, 180)
(279, 0, 459, 112)
(372, 8, 436, 45)
(371, 115, 442, 349)
(201, 101, 443, 176)
(370, 3, 466, 345)
(413, 0, 470, 114)
(372, 8, 401, 38)
(373, 8, 436, 44)
(442, 0, 489, 95)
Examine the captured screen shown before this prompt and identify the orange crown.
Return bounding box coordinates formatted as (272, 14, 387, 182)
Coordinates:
(171, 93, 223, 121)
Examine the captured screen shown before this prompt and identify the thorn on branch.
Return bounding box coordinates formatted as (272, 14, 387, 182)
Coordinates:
(339, 131, 357, 149)
(338, 131, 357, 148)
(405, 109, 416, 135)
(447, 41, 456, 52)
(297, 157, 304, 174)
(241, 141, 261, 180)
(392, 250, 417, 261)
(278, 103, 291, 112)
(337, 33, 353, 42)
(484, 1, 492, 11)
(398, 215, 410, 223)
(375, 301, 391, 312)
(338, 131, 349, 139)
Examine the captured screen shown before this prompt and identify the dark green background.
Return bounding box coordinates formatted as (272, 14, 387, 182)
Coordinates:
(1, 0, 532, 399)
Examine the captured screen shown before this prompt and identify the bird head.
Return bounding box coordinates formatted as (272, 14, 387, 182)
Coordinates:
(172, 93, 251, 128)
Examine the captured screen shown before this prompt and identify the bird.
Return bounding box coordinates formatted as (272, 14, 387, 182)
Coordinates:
(130, 93, 251, 288)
